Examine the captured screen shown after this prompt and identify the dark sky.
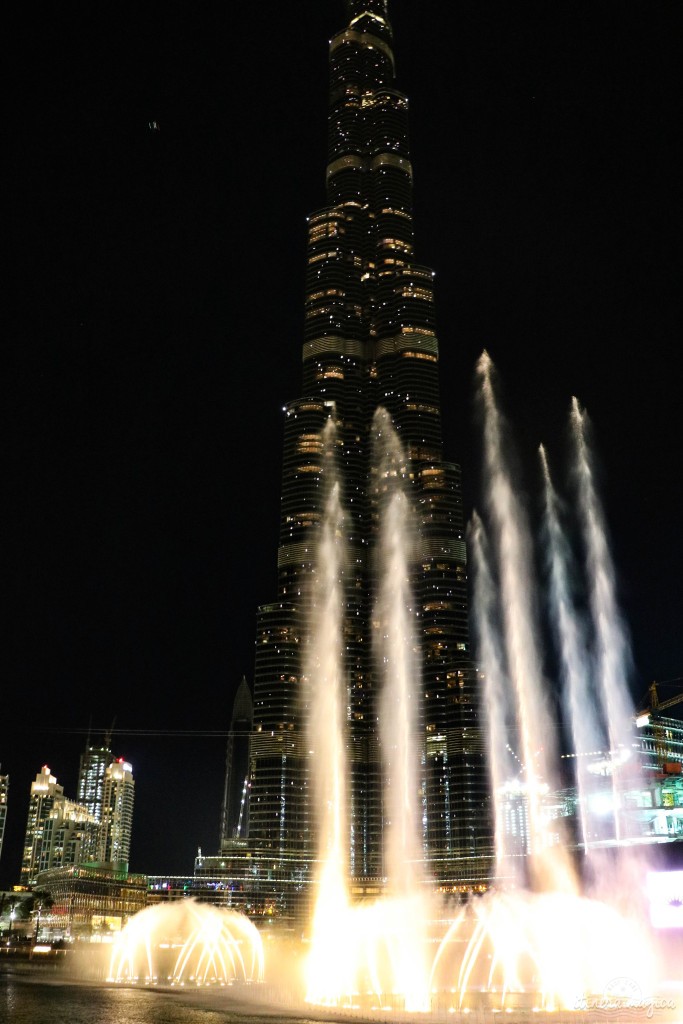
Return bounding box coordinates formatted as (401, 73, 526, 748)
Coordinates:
(4, 1, 681, 888)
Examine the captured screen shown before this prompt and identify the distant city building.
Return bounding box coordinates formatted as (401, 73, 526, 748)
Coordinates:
(552, 711, 683, 849)
(20, 766, 100, 887)
(0, 767, 8, 864)
(637, 711, 683, 778)
(77, 742, 114, 824)
(193, 845, 304, 921)
(635, 712, 683, 838)
(77, 737, 135, 867)
(148, 852, 273, 918)
(99, 758, 135, 864)
(19, 755, 135, 888)
(35, 862, 147, 941)
(219, 676, 253, 848)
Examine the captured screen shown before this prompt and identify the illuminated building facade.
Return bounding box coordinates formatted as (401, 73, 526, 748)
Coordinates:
(20, 766, 100, 887)
(245, 0, 491, 918)
(20, 756, 135, 888)
(77, 740, 135, 866)
(0, 767, 7, 865)
(99, 758, 135, 865)
(77, 742, 114, 825)
(554, 714, 683, 848)
(35, 862, 147, 941)
(635, 712, 683, 839)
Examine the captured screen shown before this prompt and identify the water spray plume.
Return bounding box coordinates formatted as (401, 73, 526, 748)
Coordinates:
(539, 442, 606, 852)
(99, 388, 670, 1015)
(107, 901, 264, 986)
(570, 397, 641, 846)
(304, 420, 353, 1006)
(476, 355, 574, 892)
(469, 510, 518, 882)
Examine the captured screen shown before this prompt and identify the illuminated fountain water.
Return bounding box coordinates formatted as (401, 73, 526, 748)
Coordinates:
(304, 410, 433, 1012)
(107, 900, 264, 986)
(298, 354, 662, 1013)
(103, 352, 675, 1016)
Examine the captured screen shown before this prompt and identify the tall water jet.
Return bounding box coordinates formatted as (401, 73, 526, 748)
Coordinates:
(570, 398, 641, 842)
(304, 409, 432, 1012)
(372, 407, 431, 1012)
(539, 443, 606, 851)
(304, 418, 353, 1005)
(475, 351, 574, 891)
(469, 510, 519, 881)
(373, 407, 423, 896)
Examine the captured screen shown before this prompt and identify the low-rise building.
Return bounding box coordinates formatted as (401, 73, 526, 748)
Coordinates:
(35, 862, 147, 941)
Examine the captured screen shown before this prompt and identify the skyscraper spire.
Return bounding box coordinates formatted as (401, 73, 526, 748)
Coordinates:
(345, 0, 393, 41)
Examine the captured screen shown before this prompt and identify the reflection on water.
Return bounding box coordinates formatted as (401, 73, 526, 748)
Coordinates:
(0, 964, 320, 1024)
(3, 962, 682, 1024)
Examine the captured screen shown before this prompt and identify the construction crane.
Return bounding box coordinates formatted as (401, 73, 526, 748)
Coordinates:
(636, 678, 683, 716)
(637, 678, 683, 774)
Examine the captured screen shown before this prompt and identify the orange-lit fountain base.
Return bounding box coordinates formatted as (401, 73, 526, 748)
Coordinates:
(107, 900, 264, 987)
(100, 880, 681, 1022)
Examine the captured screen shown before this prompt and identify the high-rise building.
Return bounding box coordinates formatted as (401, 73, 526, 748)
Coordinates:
(77, 742, 114, 824)
(20, 766, 100, 887)
(20, 751, 135, 888)
(98, 758, 135, 865)
(220, 676, 253, 847)
(0, 767, 8, 865)
(242, 0, 492, 918)
(77, 737, 135, 867)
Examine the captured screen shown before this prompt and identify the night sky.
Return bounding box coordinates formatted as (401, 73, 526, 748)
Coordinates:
(4, 1, 681, 888)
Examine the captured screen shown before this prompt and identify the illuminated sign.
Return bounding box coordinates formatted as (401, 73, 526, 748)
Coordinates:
(646, 870, 683, 930)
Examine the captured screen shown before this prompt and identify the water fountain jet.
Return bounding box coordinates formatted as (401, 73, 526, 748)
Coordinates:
(99, 361, 676, 1017)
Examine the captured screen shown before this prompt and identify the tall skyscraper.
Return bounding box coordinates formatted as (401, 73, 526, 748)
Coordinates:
(98, 758, 135, 865)
(77, 736, 135, 867)
(244, 0, 491, 917)
(77, 742, 114, 825)
(0, 767, 8, 865)
(220, 676, 253, 848)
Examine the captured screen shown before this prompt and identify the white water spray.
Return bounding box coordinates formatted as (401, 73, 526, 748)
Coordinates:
(570, 398, 640, 840)
(102, 372, 666, 1013)
(539, 444, 606, 850)
(373, 408, 424, 894)
(469, 509, 519, 881)
(475, 351, 573, 890)
(305, 420, 353, 1004)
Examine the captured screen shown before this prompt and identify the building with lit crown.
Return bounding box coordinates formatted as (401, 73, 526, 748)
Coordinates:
(99, 758, 135, 864)
(19, 753, 135, 889)
(238, 0, 492, 924)
(20, 766, 100, 887)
